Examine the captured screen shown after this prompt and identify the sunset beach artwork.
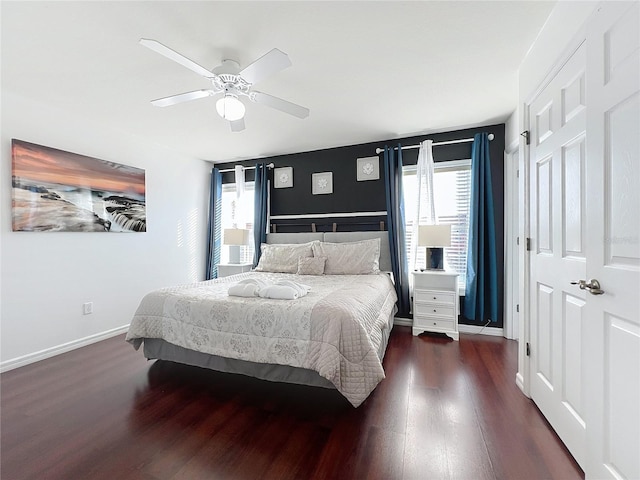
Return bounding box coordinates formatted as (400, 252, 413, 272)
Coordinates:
(11, 140, 146, 232)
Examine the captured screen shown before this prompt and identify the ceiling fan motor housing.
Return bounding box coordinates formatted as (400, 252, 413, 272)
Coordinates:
(212, 73, 251, 97)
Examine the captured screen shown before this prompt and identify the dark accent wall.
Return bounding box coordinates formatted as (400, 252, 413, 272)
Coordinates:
(217, 123, 505, 327)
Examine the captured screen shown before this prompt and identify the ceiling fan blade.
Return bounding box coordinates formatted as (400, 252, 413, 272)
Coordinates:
(230, 118, 245, 132)
(150, 89, 213, 107)
(251, 91, 309, 119)
(140, 38, 214, 79)
(239, 48, 292, 85)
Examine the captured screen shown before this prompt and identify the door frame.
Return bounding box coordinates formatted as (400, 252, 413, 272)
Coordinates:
(504, 142, 520, 341)
(518, 26, 588, 398)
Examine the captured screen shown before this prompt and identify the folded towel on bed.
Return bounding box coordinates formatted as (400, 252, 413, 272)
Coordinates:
(227, 278, 268, 297)
(257, 281, 311, 300)
(228, 278, 311, 300)
(227, 283, 261, 297)
(274, 280, 311, 297)
(238, 278, 270, 289)
(258, 284, 301, 300)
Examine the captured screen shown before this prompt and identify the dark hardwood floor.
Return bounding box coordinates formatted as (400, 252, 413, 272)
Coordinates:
(1, 327, 583, 480)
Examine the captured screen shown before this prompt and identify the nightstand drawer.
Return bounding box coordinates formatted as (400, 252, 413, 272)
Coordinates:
(414, 303, 455, 318)
(414, 289, 455, 305)
(414, 316, 455, 331)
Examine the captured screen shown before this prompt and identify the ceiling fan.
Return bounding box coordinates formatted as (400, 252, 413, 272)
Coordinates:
(140, 39, 310, 132)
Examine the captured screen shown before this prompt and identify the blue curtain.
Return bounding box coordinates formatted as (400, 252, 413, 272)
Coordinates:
(464, 133, 499, 323)
(384, 145, 411, 317)
(253, 162, 269, 267)
(205, 167, 222, 280)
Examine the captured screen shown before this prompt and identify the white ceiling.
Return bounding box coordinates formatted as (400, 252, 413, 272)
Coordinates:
(1, 1, 556, 163)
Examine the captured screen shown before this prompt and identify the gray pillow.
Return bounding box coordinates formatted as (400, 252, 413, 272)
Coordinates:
(312, 238, 380, 275)
(297, 256, 326, 275)
(254, 241, 317, 273)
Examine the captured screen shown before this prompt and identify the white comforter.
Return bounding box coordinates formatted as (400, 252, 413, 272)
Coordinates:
(126, 271, 397, 407)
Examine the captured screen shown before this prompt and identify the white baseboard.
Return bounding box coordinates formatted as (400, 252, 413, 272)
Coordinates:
(395, 318, 504, 337)
(0, 324, 130, 373)
(458, 324, 504, 337)
(516, 372, 528, 397)
(393, 317, 413, 327)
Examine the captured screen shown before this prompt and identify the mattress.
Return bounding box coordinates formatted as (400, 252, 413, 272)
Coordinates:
(126, 271, 398, 406)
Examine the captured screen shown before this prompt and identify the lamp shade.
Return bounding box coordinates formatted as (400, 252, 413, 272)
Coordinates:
(223, 228, 250, 246)
(216, 95, 245, 121)
(418, 224, 452, 247)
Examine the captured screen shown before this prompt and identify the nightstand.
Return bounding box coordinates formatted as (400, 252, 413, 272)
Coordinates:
(217, 263, 253, 278)
(412, 270, 459, 341)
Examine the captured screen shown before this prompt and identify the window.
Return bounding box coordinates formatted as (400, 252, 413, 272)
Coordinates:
(221, 182, 255, 264)
(403, 159, 472, 292)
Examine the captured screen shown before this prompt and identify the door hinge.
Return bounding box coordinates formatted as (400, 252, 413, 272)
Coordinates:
(520, 130, 530, 145)
(517, 236, 519, 245)
(526, 238, 532, 251)
(516, 304, 520, 313)
(517, 169, 519, 178)
(526, 342, 531, 356)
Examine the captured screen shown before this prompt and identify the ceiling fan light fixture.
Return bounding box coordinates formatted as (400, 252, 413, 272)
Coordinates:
(216, 94, 245, 121)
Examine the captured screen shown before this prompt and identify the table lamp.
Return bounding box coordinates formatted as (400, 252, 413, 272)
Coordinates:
(223, 228, 250, 264)
(418, 224, 452, 270)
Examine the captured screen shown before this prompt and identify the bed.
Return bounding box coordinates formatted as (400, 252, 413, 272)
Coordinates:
(126, 231, 397, 407)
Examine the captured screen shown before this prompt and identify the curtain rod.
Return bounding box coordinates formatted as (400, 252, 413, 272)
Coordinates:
(217, 162, 275, 174)
(217, 134, 496, 170)
(374, 133, 494, 155)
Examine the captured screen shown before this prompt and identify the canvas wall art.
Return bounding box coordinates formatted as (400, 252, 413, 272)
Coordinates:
(312, 172, 333, 195)
(357, 156, 380, 181)
(11, 139, 146, 232)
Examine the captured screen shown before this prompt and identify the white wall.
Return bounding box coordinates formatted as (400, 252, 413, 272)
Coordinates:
(1, 90, 212, 370)
(504, 110, 520, 151)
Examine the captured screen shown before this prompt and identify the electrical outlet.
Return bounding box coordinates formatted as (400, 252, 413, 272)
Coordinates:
(82, 302, 93, 315)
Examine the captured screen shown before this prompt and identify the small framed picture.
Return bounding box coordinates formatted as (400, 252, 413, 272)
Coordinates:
(312, 172, 333, 195)
(274, 167, 293, 188)
(357, 156, 380, 181)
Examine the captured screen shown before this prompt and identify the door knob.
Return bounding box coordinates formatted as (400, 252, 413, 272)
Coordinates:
(570, 278, 604, 295)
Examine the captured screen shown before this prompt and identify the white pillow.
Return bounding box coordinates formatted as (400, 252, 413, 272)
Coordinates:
(297, 256, 326, 275)
(312, 238, 380, 275)
(254, 241, 316, 273)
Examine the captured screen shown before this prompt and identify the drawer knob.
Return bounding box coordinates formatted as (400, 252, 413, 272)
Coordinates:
(433, 322, 437, 325)
(433, 309, 437, 312)
(433, 296, 437, 300)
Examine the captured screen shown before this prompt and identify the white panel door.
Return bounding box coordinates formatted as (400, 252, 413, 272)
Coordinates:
(584, 3, 640, 479)
(529, 40, 588, 467)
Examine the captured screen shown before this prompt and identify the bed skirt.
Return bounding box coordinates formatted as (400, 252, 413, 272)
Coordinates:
(142, 308, 396, 390)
